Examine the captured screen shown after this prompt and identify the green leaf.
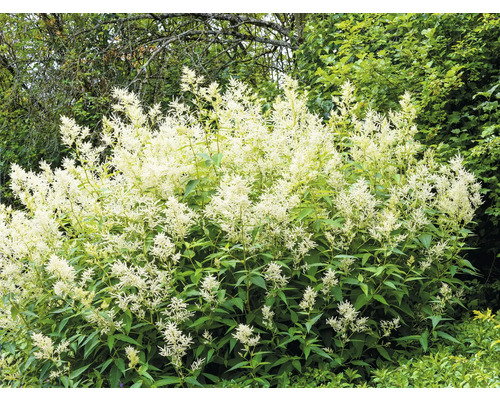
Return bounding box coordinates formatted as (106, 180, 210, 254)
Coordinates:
(344, 278, 359, 285)
(373, 294, 388, 305)
(361, 253, 371, 266)
(278, 290, 288, 305)
(384, 281, 397, 290)
(138, 367, 154, 382)
(305, 313, 323, 333)
(250, 275, 267, 290)
(310, 312, 323, 325)
(25, 355, 36, 371)
(376, 346, 392, 361)
(107, 335, 115, 351)
(323, 196, 333, 207)
(227, 361, 249, 372)
(419, 234, 432, 249)
(310, 346, 333, 360)
(109, 364, 122, 388)
(292, 360, 302, 373)
(207, 348, 215, 363)
(351, 337, 365, 356)
(99, 359, 113, 374)
(235, 274, 248, 287)
(202, 373, 220, 383)
(189, 316, 210, 328)
(123, 310, 132, 334)
(271, 357, 290, 368)
(10, 305, 18, 319)
(351, 359, 370, 367)
(82, 330, 99, 347)
(61, 375, 70, 388)
(184, 179, 199, 198)
(115, 358, 126, 374)
(114, 334, 140, 346)
(58, 317, 70, 334)
(297, 208, 314, 221)
(436, 330, 461, 344)
(332, 286, 343, 302)
(69, 364, 91, 380)
(50, 306, 72, 314)
(419, 330, 429, 352)
(153, 376, 181, 387)
(322, 218, 343, 228)
(185, 376, 203, 387)
(229, 337, 237, 353)
(354, 293, 371, 309)
(429, 315, 442, 329)
(304, 345, 311, 359)
(360, 283, 369, 296)
(232, 297, 244, 312)
(212, 153, 223, 167)
(394, 335, 421, 343)
(84, 334, 100, 360)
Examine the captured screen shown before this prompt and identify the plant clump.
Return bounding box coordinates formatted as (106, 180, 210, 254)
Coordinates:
(0, 69, 482, 387)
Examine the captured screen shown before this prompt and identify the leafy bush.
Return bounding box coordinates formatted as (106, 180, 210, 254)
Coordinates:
(0, 70, 482, 387)
(371, 309, 500, 387)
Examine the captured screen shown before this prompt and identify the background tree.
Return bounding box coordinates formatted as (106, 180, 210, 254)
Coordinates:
(0, 13, 300, 203)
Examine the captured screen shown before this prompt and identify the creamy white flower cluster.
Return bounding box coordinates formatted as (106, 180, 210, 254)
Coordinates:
(299, 286, 317, 313)
(321, 268, 339, 298)
(263, 262, 289, 291)
(380, 317, 401, 338)
(158, 321, 194, 369)
(110, 260, 172, 319)
(432, 283, 464, 315)
(233, 324, 260, 347)
(326, 300, 369, 344)
(150, 232, 179, 263)
(87, 308, 124, 335)
(199, 274, 221, 306)
(125, 346, 140, 369)
(31, 332, 70, 361)
(261, 305, 275, 329)
(162, 297, 194, 324)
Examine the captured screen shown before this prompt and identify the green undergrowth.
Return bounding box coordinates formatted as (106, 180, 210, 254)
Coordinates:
(283, 309, 500, 388)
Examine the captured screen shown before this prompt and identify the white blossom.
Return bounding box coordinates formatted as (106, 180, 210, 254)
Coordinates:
(233, 323, 260, 347)
(299, 286, 317, 312)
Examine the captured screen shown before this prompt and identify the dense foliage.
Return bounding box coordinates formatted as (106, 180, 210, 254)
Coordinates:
(0, 71, 482, 387)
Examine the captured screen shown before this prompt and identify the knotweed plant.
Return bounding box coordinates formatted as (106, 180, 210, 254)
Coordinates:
(0, 69, 481, 387)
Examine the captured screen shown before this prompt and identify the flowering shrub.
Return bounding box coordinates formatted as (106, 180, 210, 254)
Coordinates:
(0, 70, 482, 387)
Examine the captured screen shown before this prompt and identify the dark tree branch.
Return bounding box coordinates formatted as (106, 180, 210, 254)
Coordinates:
(73, 13, 294, 48)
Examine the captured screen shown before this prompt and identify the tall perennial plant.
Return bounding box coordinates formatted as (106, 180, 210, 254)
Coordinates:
(0, 70, 482, 387)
